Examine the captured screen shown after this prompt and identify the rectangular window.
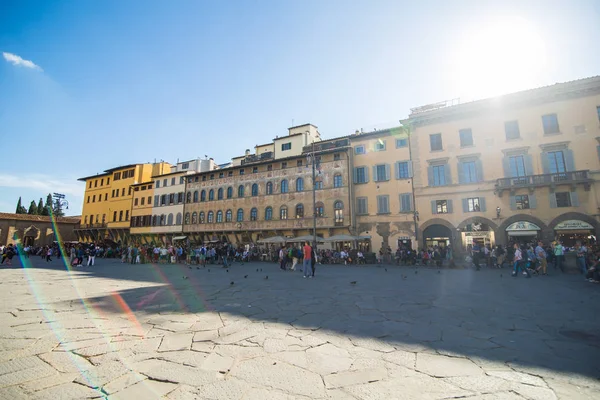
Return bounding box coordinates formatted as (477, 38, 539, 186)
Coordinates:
(400, 193, 412, 212)
(128, 187, 132, 196)
(396, 138, 408, 148)
(122, 188, 125, 196)
(542, 113, 560, 134)
(239, 169, 244, 175)
(89, 181, 92, 188)
(94, 180, 98, 188)
(432, 165, 446, 186)
(281, 162, 287, 169)
(219, 172, 224, 178)
(125, 210, 129, 221)
(334, 153, 341, 160)
(397, 161, 409, 179)
(156, 180, 160, 188)
(357, 197, 368, 215)
(141, 197, 145, 206)
(459, 128, 473, 147)
(555, 192, 571, 207)
(228, 171, 233, 177)
(355, 166, 368, 184)
(92, 195, 96, 202)
(430, 133, 443, 151)
(100, 178, 103, 186)
(505, 120, 520, 140)
(463, 161, 477, 183)
(515, 195, 529, 210)
(107, 177, 110, 185)
(297, 160, 302, 167)
(281, 142, 292, 151)
(163, 179, 167, 187)
(105, 193, 108, 201)
(377, 195, 390, 214)
(134, 198, 139, 206)
(467, 197, 480, 212)
(267, 164, 273, 171)
(180, 176, 185, 184)
(547, 151, 566, 173)
(171, 177, 176, 186)
(509, 156, 526, 177)
(87, 196, 90, 203)
(374, 164, 389, 182)
(253, 167, 258, 173)
(148, 196, 152, 205)
(119, 210, 123, 222)
(181, 162, 189, 169)
(374, 140, 386, 151)
(436, 200, 448, 214)
(355, 145, 365, 155)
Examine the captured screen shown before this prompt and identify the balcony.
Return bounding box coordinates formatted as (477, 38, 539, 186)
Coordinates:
(241, 152, 274, 165)
(302, 138, 350, 154)
(495, 170, 592, 195)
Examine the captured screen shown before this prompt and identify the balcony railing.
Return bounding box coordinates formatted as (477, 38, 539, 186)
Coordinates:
(77, 223, 107, 229)
(303, 139, 350, 154)
(495, 170, 591, 191)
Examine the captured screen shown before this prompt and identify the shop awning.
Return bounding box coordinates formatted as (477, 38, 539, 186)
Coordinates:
(172, 236, 187, 241)
(508, 230, 538, 237)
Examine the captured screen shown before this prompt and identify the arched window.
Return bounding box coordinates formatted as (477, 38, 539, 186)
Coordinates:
(191, 212, 197, 224)
(184, 212, 190, 224)
(296, 178, 304, 192)
(280, 205, 288, 220)
(209, 189, 214, 201)
(199, 212, 205, 223)
(160, 214, 166, 226)
(216, 210, 223, 223)
(334, 201, 344, 225)
(217, 188, 223, 200)
(334, 174, 343, 188)
(295, 204, 304, 218)
(265, 207, 273, 221)
(238, 185, 245, 197)
(266, 182, 273, 195)
(237, 208, 244, 222)
(225, 209, 233, 222)
(315, 202, 324, 217)
(250, 207, 258, 221)
(201, 190, 206, 202)
(251, 183, 258, 196)
(176, 213, 182, 225)
(227, 186, 233, 199)
(281, 179, 288, 193)
(193, 191, 199, 202)
(167, 213, 174, 225)
(186, 192, 192, 203)
(152, 215, 158, 226)
(207, 211, 214, 223)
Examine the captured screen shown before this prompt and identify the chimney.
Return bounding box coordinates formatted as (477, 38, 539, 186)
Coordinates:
(245, 149, 250, 156)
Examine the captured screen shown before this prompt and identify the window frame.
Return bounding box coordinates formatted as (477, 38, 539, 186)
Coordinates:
(430, 133, 443, 151)
(395, 138, 408, 148)
(436, 200, 448, 214)
(459, 128, 473, 147)
(542, 113, 560, 135)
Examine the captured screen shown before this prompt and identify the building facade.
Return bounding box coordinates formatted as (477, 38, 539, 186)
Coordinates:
(77, 162, 171, 243)
(129, 181, 155, 243)
(403, 76, 600, 254)
(183, 125, 353, 244)
(0, 213, 80, 247)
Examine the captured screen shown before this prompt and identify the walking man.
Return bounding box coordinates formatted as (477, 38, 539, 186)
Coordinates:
(575, 241, 588, 278)
(535, 240, 547, 275)
(88, 246, 96, 266)
(553, 241, 565, 272)
(302, 241, 312, 278)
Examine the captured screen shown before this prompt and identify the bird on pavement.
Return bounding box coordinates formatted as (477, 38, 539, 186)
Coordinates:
(183, 276, 188, 280)
(385, 268, 388, 272)
(244, 275, 248, 279)
(437, 270, 441, 274)
(402, 275, 407, 280)
(264, 276, 269, 280)
(230, 281, 234, 285)
(350, 281, 357, 285)
(415, 270, 418, 274)
(226, 269, 229, 273)
(256, 269, 259, 272)
(188, 266, 192, 270)
(196, 267, 200, 270)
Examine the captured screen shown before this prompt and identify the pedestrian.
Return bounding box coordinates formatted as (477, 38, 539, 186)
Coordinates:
(46, 247, 53, 262)
(553, 241, 565, 272)
(472, 242, 481, 270)
(311, 245, 317, 277)
(302, 241, 312, 278)
(88, 246, 96, 266)
(279, 245, 286, 270)
(512, 243, 531, 278)
(575, 241, 588, 278)
(534, 240, 547, 275)
(291, 246, 299, 271)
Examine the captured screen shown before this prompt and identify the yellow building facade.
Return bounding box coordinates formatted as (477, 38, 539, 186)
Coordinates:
(129, 181, 155, 242)
(77, 162, 170, 243)
(403, 76, 600, 253)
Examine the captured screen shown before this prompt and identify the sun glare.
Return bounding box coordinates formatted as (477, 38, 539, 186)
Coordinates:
(451, 16, 548, 100)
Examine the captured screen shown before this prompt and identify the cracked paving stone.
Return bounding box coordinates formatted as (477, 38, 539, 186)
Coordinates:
(164, 384, 199, 399)
(486, 370, 547, 387)
(74, 360, 130, 388)
(345, 376, 472, 400)
(156, 350, 208, 367)
(512, 383, 557, 400)
(195, 378, 250, 400)
(230, 356, 326, 398)
(39, 351, 93, 373)
(192, 329, 219, 342)
(30, 382, 104, 400)
(382, 350, 416, 369)
(306, 343, 353, 375)
(201, 353, 234, 372)
(0, 386, 30, 399)
(20, 372, 80, 393)
(158, 333, 193, 352)
(323, 367, 388, 389)
(107, 379, 177, 399)
(133, 358, 218, 386)
(102, 371, 146, 395)
(443, 375, 514, 393)
(191, 341, 216, 353)
(349, 338, 396, 353)
(415, 353, 483, 377)
(0, 360, 57, 387)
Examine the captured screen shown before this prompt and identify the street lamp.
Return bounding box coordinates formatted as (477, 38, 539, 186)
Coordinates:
(306, 140, 319, 252)
(496, 207, 501, 218)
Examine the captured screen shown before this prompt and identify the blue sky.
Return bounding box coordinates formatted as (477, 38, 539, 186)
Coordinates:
(1, 0, 599, 216)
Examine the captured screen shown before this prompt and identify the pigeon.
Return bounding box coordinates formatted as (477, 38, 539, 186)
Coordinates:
(226, 269, 229, 273)
(264, 276, 269, 280)
(196, 267, 200, 270)
(188, 266, 192, 270)
(183, 276, 188, 280)
(402, 275, 407, 280)
(415, 270, 418, 274)
(208, 269, 210, 272)
(256, 269, 259, 272)
(230, 281, 234, 285)
(244, 275, 248, 279)
(437, 270, 441, 274)
(260, 268, 263, 272)
(385, 268, 388, 272)
(350, 281, 357, 285)
(500, 274, 503, 278)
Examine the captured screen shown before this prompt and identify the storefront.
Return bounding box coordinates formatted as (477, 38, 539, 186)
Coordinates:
(461, 223, 495, 251)
(554, 220, 596, 247)
(396, 236, 413, 250)
(423, 224, 452, 249)
(506, 221, 540, 243)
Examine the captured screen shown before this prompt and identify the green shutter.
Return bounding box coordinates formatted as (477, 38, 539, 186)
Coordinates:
(462, 198, 469, 213)
(447, 199, 453, 213)
(564, 149, 575, 172)
(541, 152, 550, 174)
(479, 197, 486, 212)
(428, 166, 434, 186)
(509, 196, 516, 210)
(431, 200, 437, 215)
(549, 193, 557, 208)
(476, 159, 484, 182)
(385, 164, 391, 181)
(528, 194, 537, 209)
(570, 191, 579, 207)
(373, 166, 378, 182)
(407, 161, 413, 178)
(458, 162, 465, 184)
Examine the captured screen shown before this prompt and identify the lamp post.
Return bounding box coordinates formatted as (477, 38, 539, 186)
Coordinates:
(52, 193, 69, 217)
(306, 141, 318, 252)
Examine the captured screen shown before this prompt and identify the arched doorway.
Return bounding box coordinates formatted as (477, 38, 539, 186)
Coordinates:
(457, 217, 499, 252)
(23, 226, 39, 247)
(422, 224, 453, 250)
(549, 212, 599, 247)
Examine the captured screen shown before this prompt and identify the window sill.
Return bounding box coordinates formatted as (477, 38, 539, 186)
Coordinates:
(356, 213, 369, 216)
(354, 182, 369, 185)
(399, 211, 414, 214)
(543, 132, 562, 136)
(376, 212, 391, 215)
(430, 149, 444, 153)
(460, 144, 475, 149)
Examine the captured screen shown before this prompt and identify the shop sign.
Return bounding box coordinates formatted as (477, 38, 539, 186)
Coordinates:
(398, 236, 410, 240)
(554, 220, 593, 230)
(506, 221, 541, 231)
(464, 232, 490, 237)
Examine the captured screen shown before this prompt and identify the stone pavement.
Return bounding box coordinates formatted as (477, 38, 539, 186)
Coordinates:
(0, 256, 599, 399)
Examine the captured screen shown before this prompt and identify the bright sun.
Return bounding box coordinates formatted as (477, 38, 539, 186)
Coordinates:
(451, 16, 548, 100)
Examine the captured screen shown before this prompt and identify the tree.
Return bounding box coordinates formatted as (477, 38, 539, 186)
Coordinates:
(15, 197, 26, 214)
(53, 198, 65, 217)
(37, 198, 45, 215)
(42, 194, 53, 216)
(27, 200, 38, 215)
